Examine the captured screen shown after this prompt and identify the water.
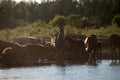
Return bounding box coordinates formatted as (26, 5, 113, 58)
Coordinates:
(0, 60, 120, 80)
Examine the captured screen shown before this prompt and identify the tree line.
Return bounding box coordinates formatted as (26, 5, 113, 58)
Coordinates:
(0, 0, 120, 29)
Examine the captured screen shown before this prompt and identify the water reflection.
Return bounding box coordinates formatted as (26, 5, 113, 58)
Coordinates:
(0, 60, 120, 80)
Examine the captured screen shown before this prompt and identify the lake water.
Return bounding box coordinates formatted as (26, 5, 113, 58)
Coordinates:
(0, 60, 120, 80)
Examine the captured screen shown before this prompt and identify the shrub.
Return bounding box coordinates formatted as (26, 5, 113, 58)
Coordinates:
(15, 19, 29, 27)
(32, 20, 48, 28)
(49, 15, 67, 28)
(112, 14, 120, 27)
(67, 14, 82, 28)
(81, 16, 90, 28)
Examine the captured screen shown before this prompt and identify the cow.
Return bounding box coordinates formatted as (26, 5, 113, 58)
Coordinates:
(96, 41, 102, 60)
(109, 34, 120, 62)
(0, 40, 19, 54)
(26, 44, 55, 61)
(0, 45, 29, 66)
(13, 37, 42, 45)
(84, 34, 98, 64)
(0, 44, 55, 66)
(43, 38, 56, 47)
(65, 35, 86, 60)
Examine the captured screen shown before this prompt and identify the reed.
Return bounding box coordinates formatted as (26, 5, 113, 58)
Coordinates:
(0, 23, 120, 41)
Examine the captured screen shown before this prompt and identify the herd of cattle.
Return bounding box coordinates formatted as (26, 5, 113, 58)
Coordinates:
(0, 34, 120, 66)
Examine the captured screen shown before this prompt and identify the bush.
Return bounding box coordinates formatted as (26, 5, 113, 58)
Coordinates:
(49, 15, 67, 28)
(81, 16, 90, 28)
(15, 19, 29, 27)
(112, 14, 120, 27)
(67, 14, 82, 28)
(32, 20, 47, 27)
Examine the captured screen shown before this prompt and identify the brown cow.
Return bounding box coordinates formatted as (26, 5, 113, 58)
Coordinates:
(96, 41, 102, 60)
(65, 35, 85, 60)
(0, 45, 29, 66)
(0, 40, 20, 54)
(13, 37, 42, 45)
(84, 34, 97, 64)
(0, 44, 54, 66)
(26, 44, 54, 61)
(109, 34, 120, 62)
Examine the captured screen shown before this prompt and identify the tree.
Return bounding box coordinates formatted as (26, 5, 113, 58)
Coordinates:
(25, 1, 38, 22)
(0, 0, 120, 29)
(0, 0, 15, 28)
(13, 1, 28, 20)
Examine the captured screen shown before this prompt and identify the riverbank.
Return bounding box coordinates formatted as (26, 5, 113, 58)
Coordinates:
(0, 23, 120, 41)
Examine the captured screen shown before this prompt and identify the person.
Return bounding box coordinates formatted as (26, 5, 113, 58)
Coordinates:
(54, 26, 64, 48)
(54, 26, 65, 64)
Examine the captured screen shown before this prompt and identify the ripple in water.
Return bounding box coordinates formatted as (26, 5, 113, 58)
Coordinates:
(0, 60, 120, 80)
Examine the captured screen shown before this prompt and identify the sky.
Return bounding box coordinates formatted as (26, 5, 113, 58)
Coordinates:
(15, 0, 42, 3)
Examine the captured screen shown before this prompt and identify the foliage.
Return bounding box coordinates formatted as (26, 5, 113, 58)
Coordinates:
(49, 15, 67, 27)
(81, 16, 90, 28)
(65, 24, 120, 38)
(14, 19, 29, 27)
(112, 14, 120, 27)
(0, 0, 15, 28)
(0, 22, 58, 41)
(67, 15, 82, 28)
(82, 24, 120, 38)
(0, 22, 120, 41)
(0, 0, 120, 29)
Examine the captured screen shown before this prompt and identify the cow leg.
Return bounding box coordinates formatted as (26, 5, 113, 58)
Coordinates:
(88, 53, 92, 63)
(118, 47, 120, 63)
(114, 47, 118, 62)
(111, 46, 115, 62)
(56, 49, 64, 65)
(92, 51, 96, 64)
(112, 46, 118, 63)
(98, 43, 102, 60)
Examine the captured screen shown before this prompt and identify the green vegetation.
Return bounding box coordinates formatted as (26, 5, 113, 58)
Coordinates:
(49, 15, 67, 27)
(65, 24, 120, 39)
(0, 0, 120, 29)
(0, 22, 120, 41)
(112, 14, 120, 27)
(81, 24, 120, 38)
(0, 0, 120, 41)
(67, 15, 82, 28)
(0, 21, 58, 41)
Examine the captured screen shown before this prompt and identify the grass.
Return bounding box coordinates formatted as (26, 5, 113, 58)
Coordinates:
(0, 24, 59, 41)
(0, 23, 120, 42)
(65, 24, 120, 39)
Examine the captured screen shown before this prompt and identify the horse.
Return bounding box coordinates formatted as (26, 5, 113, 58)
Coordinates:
(84, 34, 97, 64)
(65, 35, 86, 60)
(109, 34, 120, 62)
